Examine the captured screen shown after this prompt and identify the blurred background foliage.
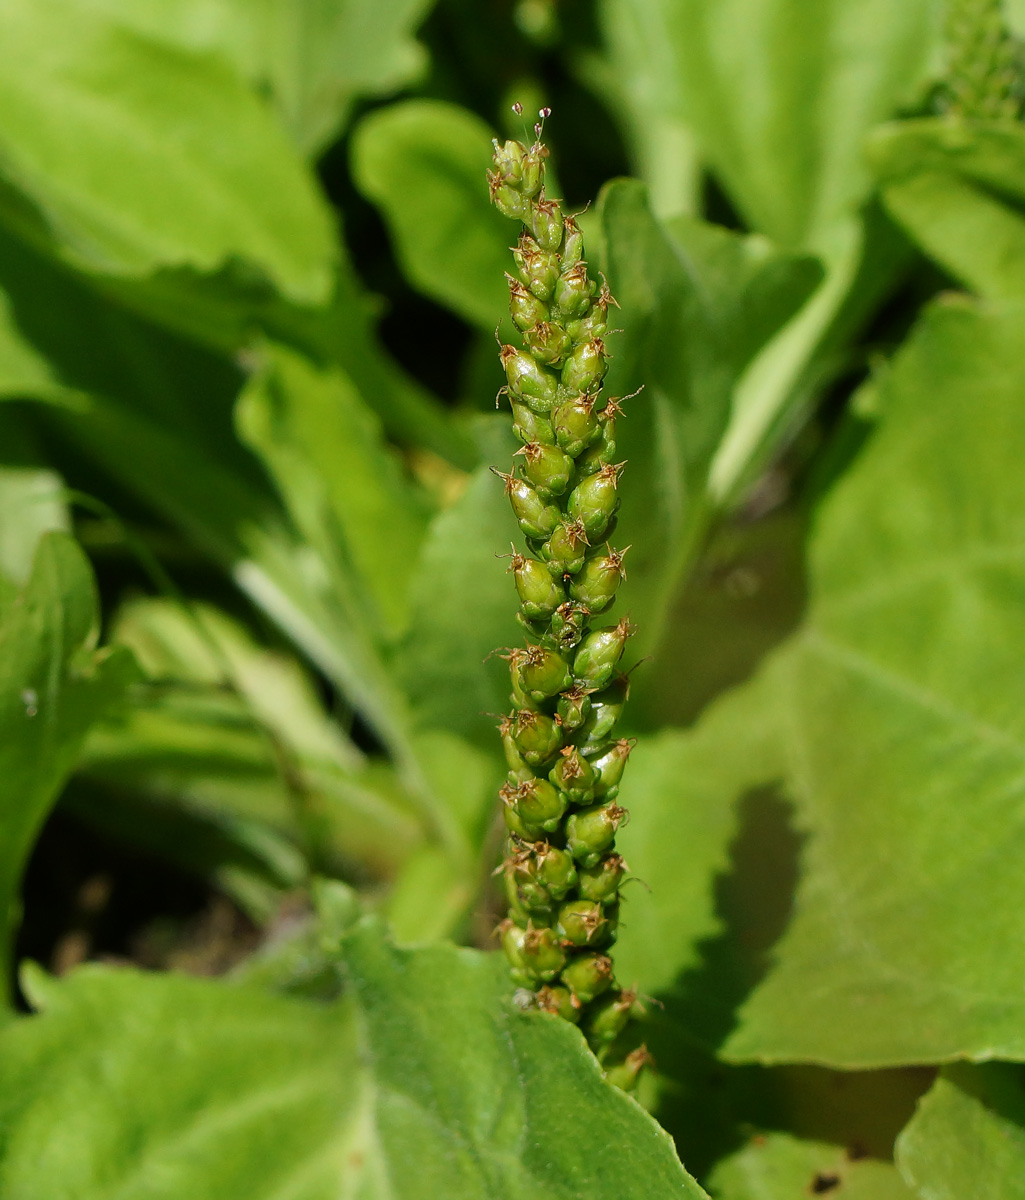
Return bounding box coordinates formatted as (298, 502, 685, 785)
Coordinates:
(3, 0, 1025, 1195)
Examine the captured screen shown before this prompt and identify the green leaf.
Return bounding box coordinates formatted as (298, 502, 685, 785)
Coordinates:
(397, 419, 520, 747)
(896, 1064, 1025, 1199)
(0, 534, 136, 999)
(868, 119, 1025, 299)
(603, 0, 939, 251)
(237, 344, 430, 642)
(0, 289, 80, 406)
(0, 0, 336, 303)
(77, 0, 436, 155)
(352, 99, 512, 330)
(717, 298, 1025, 1065)
(710, 1132, 917, 1200)
(342, 919, 709, 1198)
(0, 965, 365, 1197)
(0, 468, 69, 585)
(599, 179, 820, 674)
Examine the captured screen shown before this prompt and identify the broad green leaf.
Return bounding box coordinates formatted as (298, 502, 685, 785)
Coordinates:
(237, 344, 430, 642)
(0, 535, 136, 999)
(896, 1064, 1025, 1200)
(710, 1132, 916, 1200)
(602, 0, 939, 252)
(0, 289, 79, 406)
(352, 100, 512, 330)
(718, 298, 1025, 1065)
(0, 0, 336, 303)
(397, 419, 519, 748)
(868, 119, 1025, 299)
(77, 0, 436, 155)
(342, 919, 708, 1199)
(0, 965, 365, 1198)
(0, 468, 69, 584)
(599, 179, 820, 674)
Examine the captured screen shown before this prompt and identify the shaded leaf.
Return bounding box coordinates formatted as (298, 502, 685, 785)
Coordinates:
(0, 0, 336, 303)
(352, 99, 511, 330)
(896, 1064, 1025, 1200)
(0, 535, 136, 999)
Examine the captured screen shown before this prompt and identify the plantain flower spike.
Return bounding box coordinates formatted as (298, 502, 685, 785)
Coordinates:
(489, 106, 645, 1090)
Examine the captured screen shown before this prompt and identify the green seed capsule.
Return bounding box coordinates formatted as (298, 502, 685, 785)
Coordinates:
(553, 395, 601, 458)
(554, 262, 595, 319)
(520, 924, 567, 982)
(536, 984, 581, 1023)
(504, 870, 554, 927)
(604, 1046, 652, 1093)
(500, 345, 558, 411)
(569, 546, 628, 613)
(494, 470, 560, 540)
(524, 320, 572, 367)
(507, 650, 541, 713)
(500, 919, 532, 986)
(514, 233, 560, 301)
(591, 738, 634, 798)
(578, 853, 627, 903)
(549, 745, 598, 804)
(572, 618, 634, 691)
(520, 643, 573, 701)
(557, 898, 608, 946)
(516, 440, 573, 498)
(487, 170, 526, 219)
(509, 551, 566, 619)
(586, 987, 637, 1048)
(548, 600, 590, 652)
(540, 520, 589, 576)
(501, 778, 566, 835)
(499, 714, 531, 775)
(566, 800, 627, 866)
(561, 951, 614, 1004)
(530, 194, 565, 251)
(507, 273, 549, 332)
(509, 397, 555, 446)
(567, 462, 622, 540)
(536, 843, 578, 899)
(562, 338, 608, 394)
(512, 708, 563, 766)
(557, 683, 594, 732)
(491, 138, 526, 185)
(561, 215, 584, 266)
(565, 298, 609, 343)
(577, 674, 630, 751)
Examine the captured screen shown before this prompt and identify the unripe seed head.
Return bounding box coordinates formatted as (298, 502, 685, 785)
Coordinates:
(530, 193, 565, 251)
(536, 984, 581, 1023)
(491, 138, 526, 185)
(487, 169, 526, 219)
(549, 744, 598, 804)
(504, 870, 554, 927)
(604, 1046, 653, 1093)
(521, 643, 573, 700)
(540, 520, 590, 576)
(569, 546, 628, 612)
(578, 853, 627, 903)
(507, 273, 549, 332)
(554, 261, 595, 319)
(557, 898, 608, 946)
(561, 951, 614, 1003)
(516, 440, 574, 497)
(591, 737, 634, 797)
(557, 682, 595, 732)
(566, 800, 627, 866)
(535, 842, 578, 899)
(510, 551, 566, 618)
(524, 320, 572, 367)
(548, 600, 591, 651)
(500, 345, 558, 411)
(509, 397, 555, 445)
(562, 337, 608, 393)
(494, 470, 560, 540)
(514, 233, 560, 301)
(572, 617, 634, 691)
(577, 674, 630, 750)
(553, 394, 601, 458)
(499, 714, 531, 774)
(561, 214, 584, 266)
(520, 923, 567, 981)
(512, 708, 563, 766)
(586, 987, 637, 1048)
(567, 462, 623, 540)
